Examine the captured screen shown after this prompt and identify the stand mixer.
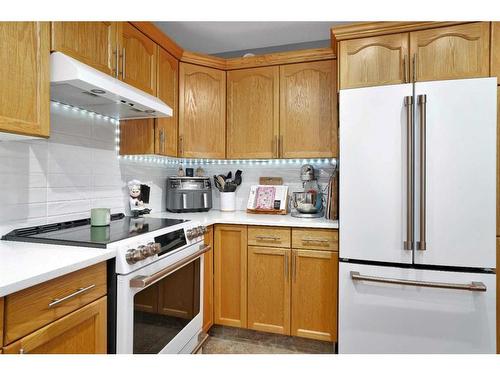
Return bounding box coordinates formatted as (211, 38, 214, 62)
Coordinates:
(290, 164, 324, 218)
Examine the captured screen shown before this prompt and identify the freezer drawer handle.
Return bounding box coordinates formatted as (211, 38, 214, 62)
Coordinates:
(350, 271, 487, 292)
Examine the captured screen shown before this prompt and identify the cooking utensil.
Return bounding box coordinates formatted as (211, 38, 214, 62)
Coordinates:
(234, 170, 242, 185)
(216, 175, 226, 191)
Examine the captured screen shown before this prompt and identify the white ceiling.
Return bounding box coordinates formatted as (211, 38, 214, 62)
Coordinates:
(154, 22, 351, 55)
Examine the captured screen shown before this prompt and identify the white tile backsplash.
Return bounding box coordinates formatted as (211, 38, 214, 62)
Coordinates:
(0, 107, 172, 229)
(0, 105, 336, 231)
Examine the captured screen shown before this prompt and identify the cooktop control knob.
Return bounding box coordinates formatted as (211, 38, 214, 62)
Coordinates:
(146, 242, 161, 255)
(186, 228, 197, 240)
(126, 248, 147, 264)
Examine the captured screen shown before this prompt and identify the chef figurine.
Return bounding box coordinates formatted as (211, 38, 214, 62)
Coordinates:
(128, 179, 151, 217)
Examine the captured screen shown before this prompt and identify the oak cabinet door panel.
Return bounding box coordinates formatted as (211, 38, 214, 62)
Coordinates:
(410, 22, 490, 82)
(280, 60, 337, 158)
(339, 33, 409, 89)
(119, 22, 157, 95)
(179, 63, 226, 159)
(227, 66, 279, 159)
(156, 47, 179, 157)
(0, 22, 50, 137)
(51, 21, 117, 76)
(247, 246, 291, 335)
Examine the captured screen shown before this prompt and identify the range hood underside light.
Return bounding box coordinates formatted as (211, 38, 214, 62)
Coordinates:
(50, 52, 173, 120)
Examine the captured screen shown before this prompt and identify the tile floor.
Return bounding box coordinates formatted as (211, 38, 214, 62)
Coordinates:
(201, 325, 336, 354)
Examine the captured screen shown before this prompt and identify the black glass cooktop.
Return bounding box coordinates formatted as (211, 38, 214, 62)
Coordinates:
(1, 213, 187, 248)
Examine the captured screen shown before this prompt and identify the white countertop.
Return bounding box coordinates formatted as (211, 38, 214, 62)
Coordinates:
(0, 241, 115, 297)
(148, 209, 338, 229)
(0, 210, 336, 297)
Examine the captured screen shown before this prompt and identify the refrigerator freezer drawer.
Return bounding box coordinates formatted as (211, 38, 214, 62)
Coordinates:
(339, 262, 496, 353)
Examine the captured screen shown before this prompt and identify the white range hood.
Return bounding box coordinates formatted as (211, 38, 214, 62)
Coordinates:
(50, 52, 172, 120)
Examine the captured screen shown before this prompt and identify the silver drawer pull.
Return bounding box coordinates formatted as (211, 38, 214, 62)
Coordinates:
(302, 238, 329, 243)
(48, 284, 96, 308)
(255, 235, 280, 241)
(350, 271, 486, 292)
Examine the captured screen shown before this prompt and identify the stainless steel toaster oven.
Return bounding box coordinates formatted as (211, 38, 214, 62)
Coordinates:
(166, 176, 212, 212)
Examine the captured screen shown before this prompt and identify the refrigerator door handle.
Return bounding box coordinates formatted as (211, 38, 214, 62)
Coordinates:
(417, 94, 427, 251)
(350, 271, 487, 292)
(404, 96, 414, 251)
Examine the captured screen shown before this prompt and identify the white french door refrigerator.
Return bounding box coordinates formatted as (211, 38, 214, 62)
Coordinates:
(339, 78, 497, 353)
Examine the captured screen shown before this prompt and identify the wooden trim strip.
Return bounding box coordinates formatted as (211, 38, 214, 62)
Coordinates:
(225, 48, 336, 70)
(180, 50, 227, 70)
(331, 21, 469, 43)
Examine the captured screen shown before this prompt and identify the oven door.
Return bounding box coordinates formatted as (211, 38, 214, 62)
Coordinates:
(116, 243, 209, 354)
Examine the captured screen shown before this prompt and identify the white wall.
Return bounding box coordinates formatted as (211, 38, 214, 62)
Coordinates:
(0, 104, 336, 233)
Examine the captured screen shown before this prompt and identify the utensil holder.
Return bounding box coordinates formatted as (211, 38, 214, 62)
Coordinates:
(220, 192, 236, 212)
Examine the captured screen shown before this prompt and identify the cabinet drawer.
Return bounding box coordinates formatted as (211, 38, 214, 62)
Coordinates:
(292, 228, 338, 251)
(248, 226, 291, 248)
(4, 262, 106, 345)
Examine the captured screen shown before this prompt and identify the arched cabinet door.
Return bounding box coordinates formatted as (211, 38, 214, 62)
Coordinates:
(279, 60, 337, 158)
(410, 22, 490, 82)
(227, 66, 279, 159)
(339, 33, 409, 89)
(178, 63, 226, 159)
(118, 22, 157, 95)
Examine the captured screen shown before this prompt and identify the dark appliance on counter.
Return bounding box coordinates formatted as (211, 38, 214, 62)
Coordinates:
(166, 176, 212, 213)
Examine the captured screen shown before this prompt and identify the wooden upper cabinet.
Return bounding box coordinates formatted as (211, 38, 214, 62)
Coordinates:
(491, 22, 500, 80)
(179, 63, 226, 159)
(51, 22, 117, 76)
(119, 118, 155, 155)
(0, 22, 50, 138)
(155, 47, 179, 157)
(118, 22, 157, 95)
(291, 249, 338, 342)
(339, 33, 409, 89)
(247, 246, 291, 335)
(279, 60, 337, 158)
(227, 66, 279, 159)
(410, 22, 490, 82)
(214, 225, 247, 328)
(3, 297, 107, 354)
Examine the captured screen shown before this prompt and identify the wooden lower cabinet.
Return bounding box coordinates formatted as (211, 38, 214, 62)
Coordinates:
(291, 249, 338, 342)
(247, 246, 290, 335)
(3, 297, 107, 354)
(214, 225, 247, 328)
(0, 297, 3, 348)
(203, 226, 214, 332)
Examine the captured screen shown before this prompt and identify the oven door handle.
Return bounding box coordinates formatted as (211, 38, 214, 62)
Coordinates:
(130, 244, 211, 288)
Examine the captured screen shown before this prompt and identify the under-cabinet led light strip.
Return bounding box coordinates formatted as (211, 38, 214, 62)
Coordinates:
(51, 101, 336, 167)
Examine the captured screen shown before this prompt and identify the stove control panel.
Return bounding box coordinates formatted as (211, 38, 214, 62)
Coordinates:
(114, 221, 206, 274)
(125, 242, 161, 264)
(186, 225, 207, 241)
